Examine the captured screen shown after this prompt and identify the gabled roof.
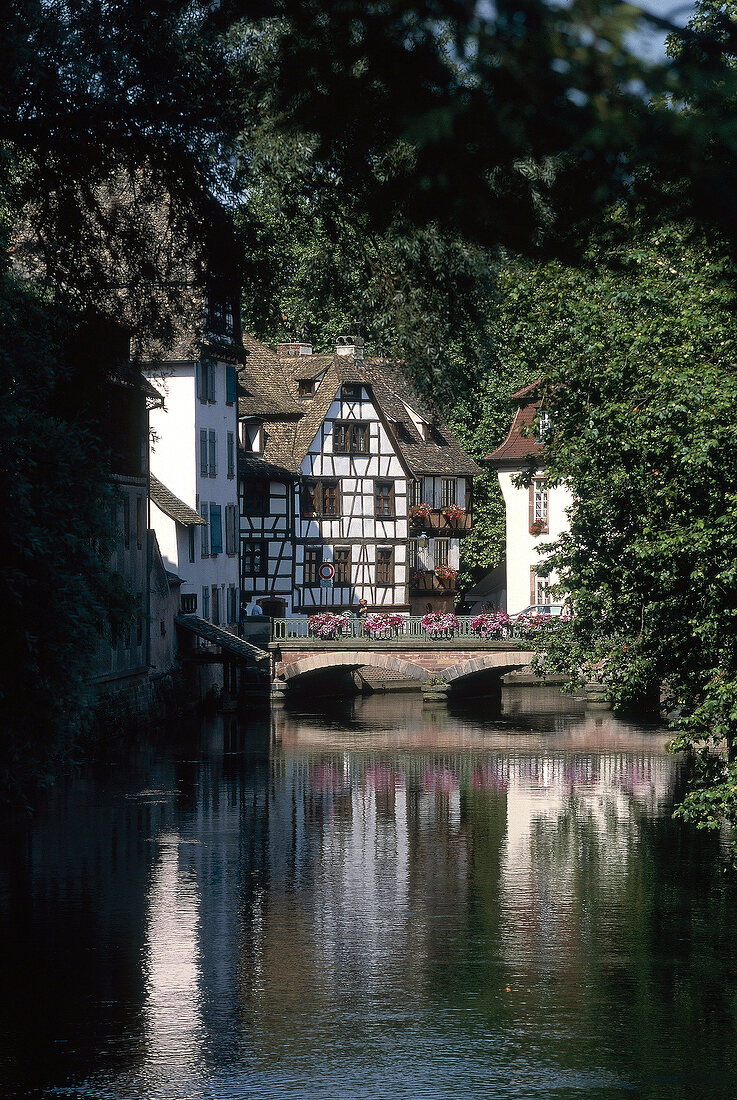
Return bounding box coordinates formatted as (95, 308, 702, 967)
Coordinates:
(485, 379, 544, 466)
(236, 336, 482, 480)
(150, 475, 206, 525)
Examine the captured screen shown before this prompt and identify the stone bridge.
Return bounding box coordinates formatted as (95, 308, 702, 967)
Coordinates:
(269, 638, 536, 698)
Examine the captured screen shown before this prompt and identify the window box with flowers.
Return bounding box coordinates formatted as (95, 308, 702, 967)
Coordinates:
(441, 503, 466, 525)
(421, 612, 460, 638)
(409, 502, 432, 526)
(308, 612, 350, 640)
(529, 518, 547, 537)
(410, 569, 434, 591)
(434, 565, 458, 588)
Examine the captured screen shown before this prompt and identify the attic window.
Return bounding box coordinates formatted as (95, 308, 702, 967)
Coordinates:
(298, 379, 315, 397)
(418, 422, 430, 441)
(342, 383, 362, 401)
(206, 295, 235, 335)
(537, 409, 552, 442)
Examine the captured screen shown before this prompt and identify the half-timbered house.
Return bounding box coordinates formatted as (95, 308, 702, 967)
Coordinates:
(237, 335, 481, 616)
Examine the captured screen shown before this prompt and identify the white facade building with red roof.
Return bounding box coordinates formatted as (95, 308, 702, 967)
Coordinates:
(485, 381, 572, 614)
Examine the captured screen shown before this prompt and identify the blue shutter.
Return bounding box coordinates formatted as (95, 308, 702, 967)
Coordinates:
(226, 365, 237, 404)
(200, 504, 209, 555)
(200, 430, 208, 476)
(227, 431, 235, 477)
(209, 430, 217, 477)
(210, 503, 223, 555)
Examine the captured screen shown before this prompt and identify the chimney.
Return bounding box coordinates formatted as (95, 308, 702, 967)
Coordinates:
(336, 334, 365, 361)
(277, 342, 313, 357)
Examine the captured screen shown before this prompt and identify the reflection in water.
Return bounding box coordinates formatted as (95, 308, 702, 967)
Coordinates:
(1, 696, 736, 1099)
(142, 833, 206, 1087)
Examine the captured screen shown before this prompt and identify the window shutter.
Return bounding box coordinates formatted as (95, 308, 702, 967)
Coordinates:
(227, 431, 235, 477)
(200, 504, 209, 555)
(196, 362, 204, 401)
(528, 483, 535, 534)
(210, 503, 223, 555)
(200, 430, 208, 476)
(226, 365, 237, 404)
(209, 430, 217, 477)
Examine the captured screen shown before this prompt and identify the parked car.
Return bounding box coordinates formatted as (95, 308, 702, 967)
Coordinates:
(512, 604, 565, 620)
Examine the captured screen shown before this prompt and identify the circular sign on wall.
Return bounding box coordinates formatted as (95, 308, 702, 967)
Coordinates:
(318, 563, 335, 580)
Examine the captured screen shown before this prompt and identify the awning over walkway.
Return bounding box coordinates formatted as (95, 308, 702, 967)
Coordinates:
(176, 614, 268, 663)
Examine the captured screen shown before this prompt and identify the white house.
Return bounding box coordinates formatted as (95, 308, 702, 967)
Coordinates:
(236, 334, 481, 617)
(485, 380, 572, 614)
(145, 287, 241, 627)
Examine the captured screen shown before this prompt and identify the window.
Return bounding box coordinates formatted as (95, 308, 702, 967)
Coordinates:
(200, 429, 208, 476)
(301, 480, 339, 517)
(212, 585, 220, 625)
(241, 420, 263, 453)
(200, 504, 210, 556)
(434, 539, 450, 569)
(531, 570, 550, 605)
(441, 479, 456, 509)
(210, 503, 223, 555)
(242, 478, 269, 516)
(375, 481, 394, 518)
(322, 481, 339, 516)
(202, 586, 210, 620)
(530, 478, 549, 535)
(197, 360, 216, 402)
(123, 494, 130, 550)
(227, 431, 235, 477)
(209, 430, 217, 478)
(417, 421, 430, 441)
(226, 365, 237, 405)
(341, 383, 362, 401)
(298, 379, 315, 397)
(304, 546, 322, 585)
(536, 409, 552, 443)
(376, 548, 393, 586)
(410, 480, 422, 506)
(408, 538, 419, 571)
(335, 547, 351, 583)
(241, 539, 267, 576)
(225, 504, 237, 555)
(207, 296, 235, 335)
(333, 421, 369, 454)
(188, 526, 196, 563)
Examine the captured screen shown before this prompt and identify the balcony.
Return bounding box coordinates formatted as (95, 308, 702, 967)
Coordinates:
(180, 593, 198, 614)
(408, 507, 472, 535)
(409, 569, 457, 594)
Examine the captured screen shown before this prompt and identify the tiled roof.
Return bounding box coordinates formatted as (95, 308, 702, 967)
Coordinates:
(484, 381, 544, 466)
(239, 449, 299, 481)
(150, 475, 206, 525)
(236, 335, 481, 479)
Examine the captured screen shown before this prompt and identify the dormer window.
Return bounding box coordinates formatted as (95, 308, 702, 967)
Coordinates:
(342, 383, 362, 401)
(298, 379, 315, 398)
(206, 294, 236, 336)
(417, 422, 430, 441)
(240, 419, 263, 453)
(537, 409, 552, 443)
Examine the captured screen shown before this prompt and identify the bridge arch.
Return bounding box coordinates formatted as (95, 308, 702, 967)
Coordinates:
(441, 651, 535, 686)
(280, 651, 429, 684)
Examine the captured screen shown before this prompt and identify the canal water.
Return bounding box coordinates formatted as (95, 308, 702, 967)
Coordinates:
(2, 693, 736, 1099)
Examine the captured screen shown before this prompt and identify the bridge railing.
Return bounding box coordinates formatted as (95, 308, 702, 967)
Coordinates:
(270, 616, 541, 642)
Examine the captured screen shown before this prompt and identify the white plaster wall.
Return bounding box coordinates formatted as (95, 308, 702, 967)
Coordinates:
(147, 359, 239, 617)
(498, 468, 573, 614)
